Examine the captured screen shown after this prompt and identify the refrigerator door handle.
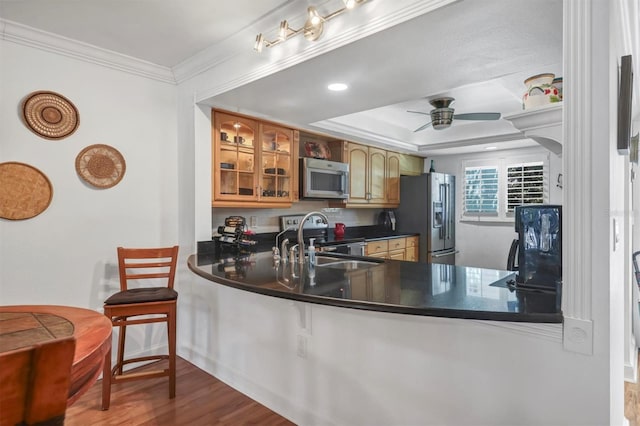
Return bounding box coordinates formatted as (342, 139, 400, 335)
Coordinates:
(443, 183, 450, 240)
(439, 184, 445, 240)
(432, 250, 459, 258)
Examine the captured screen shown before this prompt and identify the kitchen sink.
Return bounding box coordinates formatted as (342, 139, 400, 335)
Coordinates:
(315, 256, 381, 270)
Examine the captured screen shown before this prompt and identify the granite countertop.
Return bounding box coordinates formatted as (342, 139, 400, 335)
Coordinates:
(188, 251, 563, 323)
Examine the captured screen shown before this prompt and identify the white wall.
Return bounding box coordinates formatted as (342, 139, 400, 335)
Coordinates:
(428, 145, 562, 269)
(0, 40, 178, 314)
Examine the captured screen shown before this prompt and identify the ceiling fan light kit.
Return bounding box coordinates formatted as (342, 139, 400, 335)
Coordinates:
(254, 0, 368, 52)
(431, 108, 455, 130)
(409, 96, 501, 132)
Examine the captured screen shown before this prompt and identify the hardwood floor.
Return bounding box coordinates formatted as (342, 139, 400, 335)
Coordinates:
(66, 357, 295, 425)
(68, 352, 640, 425)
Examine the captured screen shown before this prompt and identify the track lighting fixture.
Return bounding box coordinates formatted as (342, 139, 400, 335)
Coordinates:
(254, 0, 368, 52)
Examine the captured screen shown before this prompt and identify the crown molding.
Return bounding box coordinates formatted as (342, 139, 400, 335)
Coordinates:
(504, 104, 563, 132)
(311, 119, 420, 152)
(188, 0, 459, 100)
(1, 19, 176, 84)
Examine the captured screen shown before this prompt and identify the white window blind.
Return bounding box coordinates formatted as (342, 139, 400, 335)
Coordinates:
(461, 152, 550, 221)
(506, 161, 545, 212)
(464, 166, 499, 214)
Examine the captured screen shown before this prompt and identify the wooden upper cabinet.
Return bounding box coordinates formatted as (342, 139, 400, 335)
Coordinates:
(340, 143, 400, 208)
(368, 147, 386, 204)
(399, 154, 424, 176)
(259, 123, 294, 203)
(347, 143, 369, 204)
(212, 110, 297, 207)
(213, 112, 258, 202)
(386, 151, 400, 205)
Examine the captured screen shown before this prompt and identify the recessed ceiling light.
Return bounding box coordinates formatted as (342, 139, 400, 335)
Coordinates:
(328, 83, 348, 91)
(485, 146, 498, 150)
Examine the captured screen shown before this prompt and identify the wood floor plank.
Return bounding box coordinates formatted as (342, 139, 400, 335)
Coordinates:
(66, 357, 295, 426)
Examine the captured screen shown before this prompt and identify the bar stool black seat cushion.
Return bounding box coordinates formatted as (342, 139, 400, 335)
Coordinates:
(104, 288, 178, 305)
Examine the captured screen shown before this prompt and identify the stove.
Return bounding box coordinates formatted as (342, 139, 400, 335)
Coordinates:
(278, 214, 365, 255)
(279, 214, 329, 232)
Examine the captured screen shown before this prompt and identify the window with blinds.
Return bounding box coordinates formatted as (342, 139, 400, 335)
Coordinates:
(464, 166, 499, 214)
(506, 162, 545, 212)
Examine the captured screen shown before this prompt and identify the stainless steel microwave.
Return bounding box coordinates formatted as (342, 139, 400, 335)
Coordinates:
(300, 158, 349, 199)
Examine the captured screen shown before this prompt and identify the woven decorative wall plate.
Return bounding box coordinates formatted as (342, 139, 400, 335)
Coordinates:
(0, 162, 53, 220)
(75, 144, 126, 189)
(22, 91, 80, 140)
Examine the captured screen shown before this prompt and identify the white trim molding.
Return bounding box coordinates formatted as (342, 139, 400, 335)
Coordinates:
(563, 0, 592, 320)
(0, 18, 176, 84)
(505, 104, 563, 155)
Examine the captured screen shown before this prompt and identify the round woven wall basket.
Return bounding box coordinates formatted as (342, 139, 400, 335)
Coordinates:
(0, 162, 53, 220)
(22, 91, 80, 140)
(75, 144, 126, 189)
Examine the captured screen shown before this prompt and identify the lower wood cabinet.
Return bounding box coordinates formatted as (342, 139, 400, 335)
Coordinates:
(365, 236, 419, 262)
(365, 239, 388, 259)
(405, 236, 419, 262)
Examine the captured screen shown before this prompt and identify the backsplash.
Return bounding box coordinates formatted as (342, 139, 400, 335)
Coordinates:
(212, 200, 382, 234)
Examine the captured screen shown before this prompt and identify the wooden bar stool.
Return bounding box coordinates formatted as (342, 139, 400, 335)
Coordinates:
(102, 245, 179, 409)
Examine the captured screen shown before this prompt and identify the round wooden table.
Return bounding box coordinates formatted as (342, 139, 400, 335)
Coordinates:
(0, 305, 112, 407)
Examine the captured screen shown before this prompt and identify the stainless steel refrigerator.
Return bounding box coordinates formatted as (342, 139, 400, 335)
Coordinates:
(396, 173, 457, 264)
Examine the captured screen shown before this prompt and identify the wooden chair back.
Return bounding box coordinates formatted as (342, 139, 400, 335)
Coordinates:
(0, 336, 76, 426)
(117, 246, 179, 291)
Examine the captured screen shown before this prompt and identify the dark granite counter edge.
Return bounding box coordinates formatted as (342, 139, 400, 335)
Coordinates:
(363, 232, 419, 241)
(187, 255, 563, 324)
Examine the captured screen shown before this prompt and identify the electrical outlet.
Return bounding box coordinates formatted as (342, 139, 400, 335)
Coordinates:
(296, 335, 307, 358)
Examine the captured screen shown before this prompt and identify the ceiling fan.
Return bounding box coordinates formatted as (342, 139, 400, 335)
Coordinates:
(408, 97, 501, 132)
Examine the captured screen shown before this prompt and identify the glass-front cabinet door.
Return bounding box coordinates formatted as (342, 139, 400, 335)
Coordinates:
(259, 124, 294, 203)
(213, 112, 257, 201)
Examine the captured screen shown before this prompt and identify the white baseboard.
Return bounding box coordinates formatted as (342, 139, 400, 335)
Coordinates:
(625, 345, 638, 383)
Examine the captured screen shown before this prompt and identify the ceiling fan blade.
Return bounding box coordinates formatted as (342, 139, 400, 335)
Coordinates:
(453, 112, 501, 121)
(407, 110, 430, 116)
(413, 122, 433, 132)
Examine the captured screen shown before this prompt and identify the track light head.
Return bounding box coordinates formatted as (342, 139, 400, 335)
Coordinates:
(254, 34, 264, 52)
(307, 7, 322, 26)
(278, 20, 288, 41)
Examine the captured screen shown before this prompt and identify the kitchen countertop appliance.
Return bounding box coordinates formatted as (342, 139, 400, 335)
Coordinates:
(509, 205, 562, 291)
(396, 173, 457, 264)
(378, 210, 396, 231)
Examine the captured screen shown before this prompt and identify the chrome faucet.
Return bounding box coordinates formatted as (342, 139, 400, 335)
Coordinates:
(275, 227, 293, 263)
(296, 211, 329, 265)
(289, 244, 299, 268)
(281, 238, 290, 263)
